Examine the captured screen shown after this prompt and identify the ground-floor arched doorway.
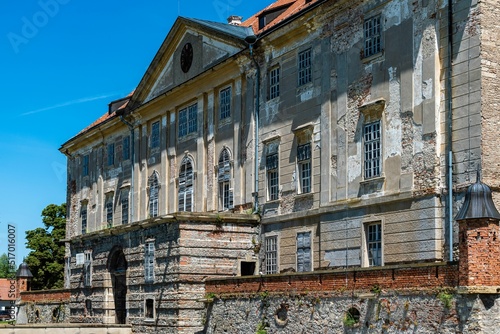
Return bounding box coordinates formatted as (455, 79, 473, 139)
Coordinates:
(108, 246, 127, 324)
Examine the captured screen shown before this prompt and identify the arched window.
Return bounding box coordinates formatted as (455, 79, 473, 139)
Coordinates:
(218, 148, 233, 211)
(179, 158, 193, 212)
(148, 171, 159, 217)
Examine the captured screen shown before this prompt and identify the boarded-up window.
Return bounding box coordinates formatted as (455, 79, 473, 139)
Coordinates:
(145, 242, 155, 283)
(296, 232, 311, 272)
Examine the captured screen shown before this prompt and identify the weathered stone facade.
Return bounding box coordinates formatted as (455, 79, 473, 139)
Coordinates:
(54, 0, 500, 332)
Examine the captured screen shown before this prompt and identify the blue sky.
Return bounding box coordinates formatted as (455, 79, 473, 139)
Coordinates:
(0, 0, 271, 262)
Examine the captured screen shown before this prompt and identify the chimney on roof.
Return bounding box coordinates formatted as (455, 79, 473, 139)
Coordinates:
(227, 15, 242, 26)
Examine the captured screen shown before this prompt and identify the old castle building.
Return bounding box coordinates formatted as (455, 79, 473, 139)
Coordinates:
(58, 0, 500, 332)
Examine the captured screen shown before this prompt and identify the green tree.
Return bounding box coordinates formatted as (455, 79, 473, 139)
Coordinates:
(25, 203, 66, 290)
(0, 253, 15, 278)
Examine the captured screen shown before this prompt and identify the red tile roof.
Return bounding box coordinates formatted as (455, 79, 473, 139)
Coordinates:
(243, 0, 321, 34)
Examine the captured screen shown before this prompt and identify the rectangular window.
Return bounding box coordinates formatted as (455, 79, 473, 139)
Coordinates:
(364, 15, 381, 58)
(121, 190, 129, 225)
(107, 143, 115, 166)
(266, 153, 279, 201)
(265, 236, 278, 274)
(84, 251, 92, 287)
(366, 223, 382, 266)
(364, 121, 381, 179)
(123, 136, 130, 160)
(219, 86, 231, 120)
(296, 232, 311, 272)
(82, 155, 89, 176)
(297, 143, 311, 193)
(81, 204, 88, 235)
(269, 66, 280, 99)
(298, 49, 312, 86)
(145, 242, 155, 283)
(151, 121, 160, 148)
(145, 299, 154, 319)
(178, 104, 197, 137)
(106, 196, 113, 226)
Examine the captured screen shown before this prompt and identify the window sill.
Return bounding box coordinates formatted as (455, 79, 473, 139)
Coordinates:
(144, 318, 155, 323)
(359, 176, 385, 196)
(295, 192, 313, 199)
(361, 50, 384, 64)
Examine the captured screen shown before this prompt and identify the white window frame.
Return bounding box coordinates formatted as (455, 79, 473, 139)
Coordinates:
(363, 121, 381, 179)
(265, 235, 278, 274)
(178, 103, 197, 138)
(296, 231, 312, 272)
(148, 172, 159, 218)
(266, 153, 279, 201)
(84, 251, 92, 287)
(269, 66, 280, 99)
(178, 158, 194, 212)
(219, 86, 232, 120)
(364, 14, 382, 58)
(298, 49, 312, 86)
(364, 222, 383, 267)
(297, 143, 312, 194)
(121, 189, 129, 224)
(218, 148, 233, 211)
(81, 203, 88, 235)
(145, 241, 155, 283)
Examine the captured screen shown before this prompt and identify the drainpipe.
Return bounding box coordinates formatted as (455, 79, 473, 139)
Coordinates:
(245, 34, 260, 213)
(119, 116, 135, 224)
(447, 0, 454, 262)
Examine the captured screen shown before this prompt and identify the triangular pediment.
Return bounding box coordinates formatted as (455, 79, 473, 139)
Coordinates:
(129, 17, 253, 108)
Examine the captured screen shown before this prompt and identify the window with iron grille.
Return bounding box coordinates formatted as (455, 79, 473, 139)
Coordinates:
(364, 15, 381, 58)
(363, 121, 381, 179)
(148, 172, 159, 217)
(219, 87, 231, 120)
(178, 104, 197, 137)
(179, 158, 193, 212)
(366, 223, 382, 266)
(151, 121, 160, 148)
(265, 236, 278, 274)
(81, 204, 87, 235)
(269, 66, 280, 99)
(298, 49, 312, 86)
(297, 143, 311, 193)
(296, 232, 311, 272)
(107, 143, 115, 166)
(218, 149, 233, 210)
(123, 136, 130, 160)
(84, 251, 92, 287)
(266, 153, 279, 201)
(145, 241, 155, 283)
(121, 189, 129, 224)
(106, 196, 113, 226)
(82, 155, 89, 176)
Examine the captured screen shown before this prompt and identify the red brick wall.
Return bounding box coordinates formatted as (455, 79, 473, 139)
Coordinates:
(206, 263, 458, 295)
(20, 289, 70, 303)
(459, 218, 500, 286)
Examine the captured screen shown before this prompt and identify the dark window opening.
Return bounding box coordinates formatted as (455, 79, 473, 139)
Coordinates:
(240, 261, 256, 276)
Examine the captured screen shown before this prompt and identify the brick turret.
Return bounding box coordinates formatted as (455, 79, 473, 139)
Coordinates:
(456, 172, 500, 293)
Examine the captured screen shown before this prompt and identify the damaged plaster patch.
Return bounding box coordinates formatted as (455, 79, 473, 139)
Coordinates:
(422, 79, 433, 100)
(385, 67, 402, 159)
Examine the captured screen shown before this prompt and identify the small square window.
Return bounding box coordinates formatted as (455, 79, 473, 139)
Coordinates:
(298, 49, 312, 86)
(364, 15, 382, 58)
